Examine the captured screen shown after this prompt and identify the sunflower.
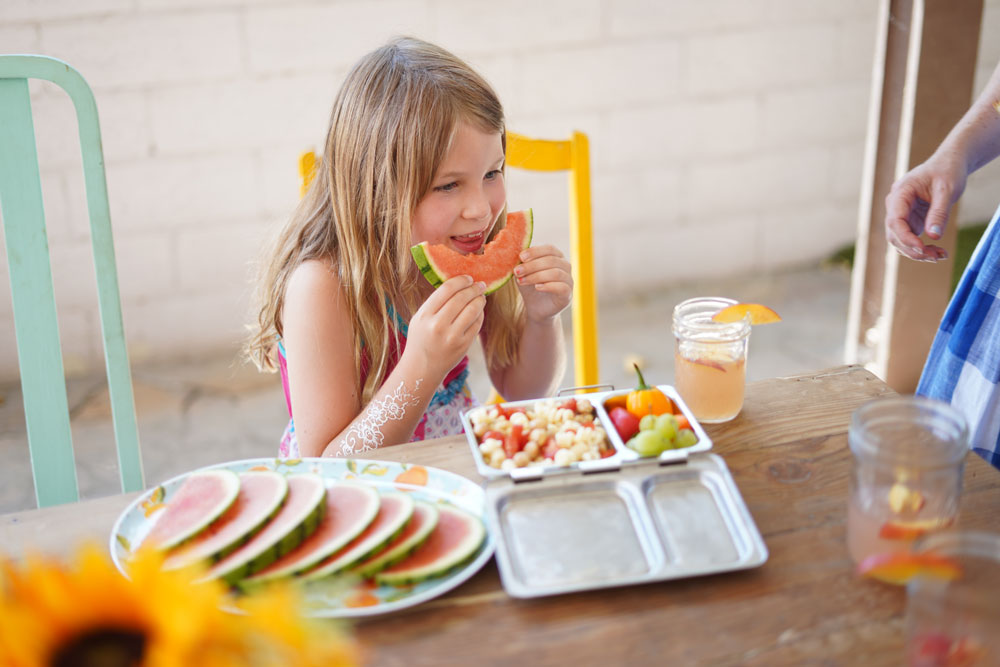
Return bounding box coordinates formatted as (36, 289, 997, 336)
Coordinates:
(0, 544, 360, 667)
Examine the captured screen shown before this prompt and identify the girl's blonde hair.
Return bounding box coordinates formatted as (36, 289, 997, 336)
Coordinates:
(247, 36, 522, 404)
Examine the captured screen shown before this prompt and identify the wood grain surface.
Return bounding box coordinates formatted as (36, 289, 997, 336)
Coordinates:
(3, 366, 998, 666)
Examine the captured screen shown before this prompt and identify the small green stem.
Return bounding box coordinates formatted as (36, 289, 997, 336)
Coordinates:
(633, 363, 650, 391)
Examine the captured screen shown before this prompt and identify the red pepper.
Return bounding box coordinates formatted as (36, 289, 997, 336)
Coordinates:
(482, 430, 505, 443)
(558, 398, 578, 412)
(504, 424, 524, 458)
(542, 435, 559, 460)
(497, 404, 527, 420)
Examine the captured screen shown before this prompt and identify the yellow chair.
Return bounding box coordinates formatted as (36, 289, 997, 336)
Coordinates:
(297, 129, 599, 389)
(505, 131, 598, 389)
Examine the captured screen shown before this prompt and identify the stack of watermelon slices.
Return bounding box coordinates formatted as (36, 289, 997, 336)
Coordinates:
(142, 469, 485, 588)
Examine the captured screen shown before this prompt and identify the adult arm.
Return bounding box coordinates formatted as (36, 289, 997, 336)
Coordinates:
(887, 61, 1000, 261)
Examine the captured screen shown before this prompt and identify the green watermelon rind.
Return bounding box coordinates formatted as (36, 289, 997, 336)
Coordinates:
(162, 471, 289, 570)
(410, 208, 534, 295)
(206, 474, 328, 586)
(303, 492, 415, 582)
(374, 504, 486, 587)
(151, 469, 241, 551)
(242, 482, 382, 585)
(355, 501, 440, 579)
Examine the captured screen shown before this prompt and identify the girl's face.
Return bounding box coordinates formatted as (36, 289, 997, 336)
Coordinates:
(411, 121, 506, 255)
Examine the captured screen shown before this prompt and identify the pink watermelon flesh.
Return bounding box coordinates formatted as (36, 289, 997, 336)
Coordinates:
(144, 469, 240, 550)
(162, 471, 287, 570)
(201, 474, 325, 583)
(376, 504, 485, 585)
(304, 492, 414, 580)
(244, 482, 380, 583)
(411, 208, 533, 293)
(355, 500, 439, 578)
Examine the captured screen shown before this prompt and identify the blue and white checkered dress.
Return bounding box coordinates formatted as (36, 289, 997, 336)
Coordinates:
(917, 205, 1000, 468)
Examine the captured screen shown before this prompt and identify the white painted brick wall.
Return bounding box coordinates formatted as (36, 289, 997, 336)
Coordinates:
(1, 0, 998, 383)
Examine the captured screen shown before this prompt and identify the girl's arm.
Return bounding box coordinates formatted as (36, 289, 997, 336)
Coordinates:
(886, 61, 1000, 261)
(488, 245, 572, 400)
(283, 260, 485, 457)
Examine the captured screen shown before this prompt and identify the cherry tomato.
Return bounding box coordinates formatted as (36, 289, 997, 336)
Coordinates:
(608, 406, 641, 441)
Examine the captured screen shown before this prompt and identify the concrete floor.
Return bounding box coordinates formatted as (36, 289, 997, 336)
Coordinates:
(0, 263, 852, 514)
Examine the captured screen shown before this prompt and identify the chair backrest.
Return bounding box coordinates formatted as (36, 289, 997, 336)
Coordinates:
(505, 131, 598, 388)
(296, 129, 600, 389)
(0, 55, 143, 507)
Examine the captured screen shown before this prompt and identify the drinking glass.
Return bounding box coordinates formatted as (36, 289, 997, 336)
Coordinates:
(846, 396, 968, 565)
(905, 531, 1000, 666)
(672, 297, 750, 424)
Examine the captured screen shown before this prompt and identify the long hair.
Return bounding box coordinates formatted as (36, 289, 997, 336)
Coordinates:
(247, 37, 522, 404)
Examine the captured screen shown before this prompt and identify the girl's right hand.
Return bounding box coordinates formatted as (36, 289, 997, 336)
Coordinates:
(406, 276, 486, 377)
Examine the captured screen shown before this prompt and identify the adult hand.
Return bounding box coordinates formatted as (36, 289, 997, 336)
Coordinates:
(884, 150, 968, 262)
(514, 245, 573, 322)
(406, 275, 486, 377)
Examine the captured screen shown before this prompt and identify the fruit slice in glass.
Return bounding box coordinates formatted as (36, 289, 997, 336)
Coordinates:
(857, 552, 962, 585)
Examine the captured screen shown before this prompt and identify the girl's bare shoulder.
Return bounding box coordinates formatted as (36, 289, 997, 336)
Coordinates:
(286, 258, 341, 298)
(284, 258, 348, 325)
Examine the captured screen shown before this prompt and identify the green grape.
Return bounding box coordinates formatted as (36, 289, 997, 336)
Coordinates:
(628, 430, 665, 457)
(638, 414, 657, 432)
(654, 414, 677, 441)
(675, 429, 698, 449)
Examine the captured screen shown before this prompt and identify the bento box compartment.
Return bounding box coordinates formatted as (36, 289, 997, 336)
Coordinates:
(498, 483, 656, 589)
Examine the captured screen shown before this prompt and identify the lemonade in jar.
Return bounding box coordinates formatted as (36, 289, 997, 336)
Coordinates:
(672, 297, 750, 423)
(847, 397, 968, 566)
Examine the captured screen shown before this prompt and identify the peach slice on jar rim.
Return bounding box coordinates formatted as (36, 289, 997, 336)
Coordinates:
(711, 303, 782, 325)
(856, 551, 962, 585)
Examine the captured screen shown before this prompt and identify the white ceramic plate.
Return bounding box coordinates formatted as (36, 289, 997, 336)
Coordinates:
(109, 457, 494, 618)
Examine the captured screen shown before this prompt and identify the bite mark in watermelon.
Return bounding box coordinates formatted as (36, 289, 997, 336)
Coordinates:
(162, 471, 288, 571)
(375, 503, 485, 586)
(143, 469, 240, 551)
(303, 492, 414, 581)
(199, 473, 327, 585)
(411, 208, 533, 294)
(243, 482, 381, 584)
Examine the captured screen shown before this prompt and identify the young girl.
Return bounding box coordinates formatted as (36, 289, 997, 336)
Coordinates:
(247, 37, 573, 459)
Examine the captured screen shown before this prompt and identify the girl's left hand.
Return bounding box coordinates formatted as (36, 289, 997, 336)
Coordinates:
(513, 245, 573, 322)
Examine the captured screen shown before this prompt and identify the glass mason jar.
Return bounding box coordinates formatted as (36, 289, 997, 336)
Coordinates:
(906, 531, 1000, 666)
(672, 297, 751, 424)
(846, 396, 968, 565)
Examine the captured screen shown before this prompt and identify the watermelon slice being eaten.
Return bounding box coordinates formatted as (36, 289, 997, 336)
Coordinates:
(411, 208, 533, 294)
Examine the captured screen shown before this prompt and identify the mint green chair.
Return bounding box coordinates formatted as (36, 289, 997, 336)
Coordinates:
(0, 55, 143, 507)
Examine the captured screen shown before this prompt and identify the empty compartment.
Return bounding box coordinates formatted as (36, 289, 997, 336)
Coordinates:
(644, 471, 744, 566)
(499, 483, 653, 589)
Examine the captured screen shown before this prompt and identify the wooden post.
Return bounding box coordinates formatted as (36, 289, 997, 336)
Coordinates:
(846, 0, 983, 392)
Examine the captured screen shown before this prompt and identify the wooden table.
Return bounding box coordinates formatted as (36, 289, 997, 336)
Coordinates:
(3, 366, 999, 665)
